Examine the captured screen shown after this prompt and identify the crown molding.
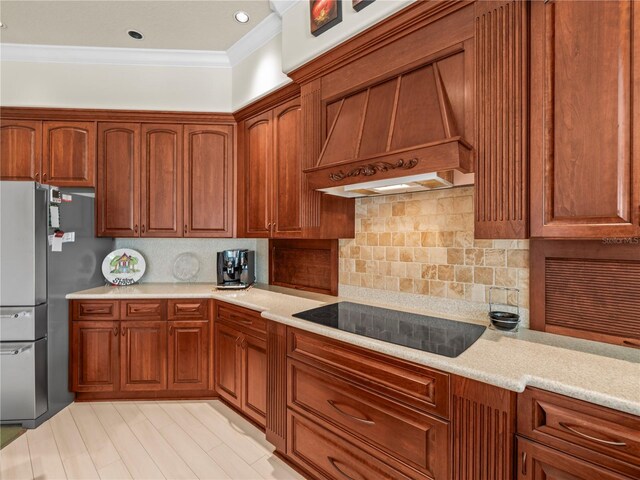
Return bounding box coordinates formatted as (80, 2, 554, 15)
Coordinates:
(0, 43, 231, 68)
(269, 0, 299, 18)
(227, 12, 282, 66)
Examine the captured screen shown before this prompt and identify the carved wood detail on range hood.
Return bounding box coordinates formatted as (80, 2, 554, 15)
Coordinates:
(304, 45, 473, 190)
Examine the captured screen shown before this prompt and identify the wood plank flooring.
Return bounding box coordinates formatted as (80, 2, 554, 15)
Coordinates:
(0, 401, 305, 480)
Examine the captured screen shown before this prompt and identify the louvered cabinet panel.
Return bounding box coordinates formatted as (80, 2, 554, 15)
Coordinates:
(530, 239, 640, 346)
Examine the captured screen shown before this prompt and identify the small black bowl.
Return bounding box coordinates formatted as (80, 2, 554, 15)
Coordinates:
(489, 311, 520, 331)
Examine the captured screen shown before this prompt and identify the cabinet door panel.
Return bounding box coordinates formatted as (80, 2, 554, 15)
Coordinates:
(214, 322, 242, 408)
(0, 120, 42, 181)
(141, 124, 183, 237)
(43, 121, 96, 187)
(168, 321, 209, 390)
(97, 123, 140, 237)
(71, 321, 119, 392)
(531, 1, 640, 237)
(120, 321, 167, 391)
(243, 112, 272, 237)
(517, 437, 630, 480)
(183, 125, 233, 237)
(273, 99, 303, 237)
(242, 334, 267, 427)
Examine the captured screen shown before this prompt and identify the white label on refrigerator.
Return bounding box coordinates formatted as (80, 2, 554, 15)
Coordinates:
(51, 235, 63, 252)
(50, 205, 60, 228)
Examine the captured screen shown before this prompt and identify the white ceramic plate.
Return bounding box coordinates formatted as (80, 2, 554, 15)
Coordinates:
(102, 248, 146, 286)
(173, 252, 200, 281)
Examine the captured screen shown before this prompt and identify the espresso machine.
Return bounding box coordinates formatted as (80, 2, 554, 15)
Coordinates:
(216, 250, 255, 289)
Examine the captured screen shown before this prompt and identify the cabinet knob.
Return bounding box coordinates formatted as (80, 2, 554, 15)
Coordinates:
(121, 327, 126, 336)
(134, 224, 138, 234)
(42, 173, 47, 181)
(34, 172, 40, 181)
(141, 224, 145, 234)
(113, 327, 118, 336)
(184, 224, 187, 234)
(169, 325, 173, 335)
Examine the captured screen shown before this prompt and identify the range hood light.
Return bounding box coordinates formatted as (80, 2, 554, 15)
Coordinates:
(372, 184, 412, 192)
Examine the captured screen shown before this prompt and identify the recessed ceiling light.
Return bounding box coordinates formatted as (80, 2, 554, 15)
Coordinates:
(127, 29, 144, 40)
(0, 21, 7, 29)
(234, 11, 250, 23)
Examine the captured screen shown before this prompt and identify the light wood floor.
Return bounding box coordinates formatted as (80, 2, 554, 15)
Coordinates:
(0, 400, 306, 480)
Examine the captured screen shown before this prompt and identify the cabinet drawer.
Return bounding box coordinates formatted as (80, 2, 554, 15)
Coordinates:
(73, 301, 119, 320)
(518, 388, 640, 478)
(168, 299, 208, 320)
(288, 328, 449, 419)
(120, 300, 165, 320)
(288, 360, 448, 478)
(287, 411, 417, 480)
(216, 302, 266, 338)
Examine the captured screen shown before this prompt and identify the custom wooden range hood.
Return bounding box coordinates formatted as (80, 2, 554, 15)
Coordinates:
(303, 45, 473, 197)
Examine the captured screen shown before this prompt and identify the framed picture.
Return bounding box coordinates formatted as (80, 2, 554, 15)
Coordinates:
(353, 0, 375, 12)
(310, 0, 342, 37)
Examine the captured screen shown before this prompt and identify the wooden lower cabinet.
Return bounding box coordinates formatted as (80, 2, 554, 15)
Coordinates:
(120, 321, 167, 392)
(213, 317, 267, 427)
(168, 320, 209, 390)
(241, 333, 267, 426)
(70, 299, 213, 399)
(70, 321, 119, 392)
(213, 321, 243, 408)
(517, 437, 631, 480)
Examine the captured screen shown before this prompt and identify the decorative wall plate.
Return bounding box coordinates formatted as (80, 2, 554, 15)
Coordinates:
(173, 252, 200, 282)
(102, 248, 146, 286)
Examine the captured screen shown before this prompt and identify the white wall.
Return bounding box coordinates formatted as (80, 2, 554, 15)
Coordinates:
(0, 61, 232, 111)
(232, 33, 291, 111)
(281, 0, 414, 73)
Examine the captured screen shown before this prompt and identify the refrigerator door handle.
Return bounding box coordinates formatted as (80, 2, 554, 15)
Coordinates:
(0, 311, 31, 319)
(0, 344, 32, 355)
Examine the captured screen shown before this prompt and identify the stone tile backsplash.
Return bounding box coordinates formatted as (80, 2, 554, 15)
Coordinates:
(339, 186, 530, 309)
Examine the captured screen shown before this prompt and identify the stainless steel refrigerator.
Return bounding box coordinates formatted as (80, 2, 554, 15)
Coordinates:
(0, 181, 113, 427)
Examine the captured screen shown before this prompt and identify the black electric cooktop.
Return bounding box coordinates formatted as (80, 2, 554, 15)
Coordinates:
(293, 302, 486, 358)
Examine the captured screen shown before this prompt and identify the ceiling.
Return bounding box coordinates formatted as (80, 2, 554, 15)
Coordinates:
(0, 1, 274, 51)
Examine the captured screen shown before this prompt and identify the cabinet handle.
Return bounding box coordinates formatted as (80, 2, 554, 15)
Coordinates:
(129, 307, 157, 314)
(623, 339, 640, 348)
(141, 224, 145, 234)
(169, 325, 173, 335)
(121, 327, 126, 336)
(113, 327, 118, 336)
(83, 306, 111, 314)
(327, 457, 357, 480)
(176, 304, 201, 313)
(521, 452, 527, 476)
(326, 399, 375, 425)
(184, 224, 187, 234)
(558, 422, 627, 447)
(42, 172, 47, 181)
(236, 336, 242, 346)
(34, 172, 40, 181)
(134, 224, 138, 234)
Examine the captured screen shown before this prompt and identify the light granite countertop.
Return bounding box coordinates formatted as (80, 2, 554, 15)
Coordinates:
(67, 283, 640, 416)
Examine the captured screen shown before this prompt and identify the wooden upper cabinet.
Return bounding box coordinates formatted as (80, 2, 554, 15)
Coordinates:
(242, 112, 273, 237)
(97, 123, 140, 237)
(272, 98, 303, 237)
(141, 124, 183, 237)
(531, 0, 640, 238)
(0, 120, 42, 181)
(183, 125, 234, 237)
(42, 121, 96, 187)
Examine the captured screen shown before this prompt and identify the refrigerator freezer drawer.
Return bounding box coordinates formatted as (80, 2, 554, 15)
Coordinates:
(0, 338, 48, 422)
(0, 304, 47, 341)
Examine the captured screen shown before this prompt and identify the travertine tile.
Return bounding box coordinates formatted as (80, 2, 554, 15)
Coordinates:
(447, 248, 465, 265)
(455, 265, 473, 283)
(484, 249, 506, 267)
(465, 248, 485, 265)
(508, 249, 530, 268)
(422, 264, 438, 279)
(438, 265, 455, 281)
(474, 267, 494, 285)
